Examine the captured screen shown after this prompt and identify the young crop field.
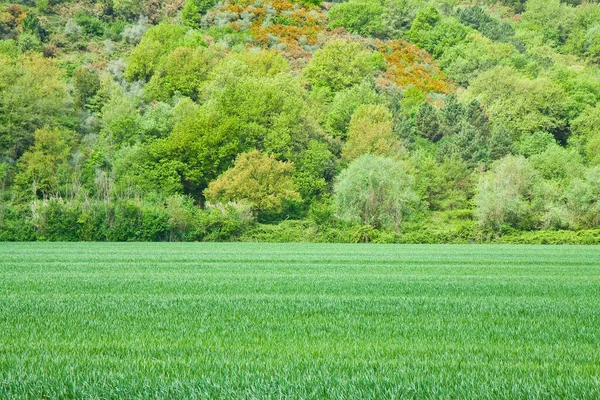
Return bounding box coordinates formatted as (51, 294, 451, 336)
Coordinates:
(1, 243, 599, 398)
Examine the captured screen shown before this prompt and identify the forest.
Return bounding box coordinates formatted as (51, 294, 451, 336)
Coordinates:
(1, 0, 600, 243)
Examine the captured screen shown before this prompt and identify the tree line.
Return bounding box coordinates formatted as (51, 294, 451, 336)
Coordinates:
(1, 0, 600, 243)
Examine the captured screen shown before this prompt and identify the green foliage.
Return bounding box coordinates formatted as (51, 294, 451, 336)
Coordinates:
(0, 54, 69, 161)
(438, 34, 515, 86)
(0, 40, 20, 58)
(112, 0, 146, 21)
(467, 67, 570, 142)
(194, 201, 255, 241)
(529, 145, 584, 183)
(0, 205, 36, 241)
(342, 104, 404, 162)
(182, 0, 217, 29)
(381, 0, 421, 37)
(125, 24, 191, 82)
(73, 11, 105, 37)
(141, 102, 175, 140)
(112, 144, 184, 197)
(475, 155, 541, 232)
(521, 0, 575, 47)
(334, 154, 418, 230)
(3, 0, 600, 242)
(565, 166, 600, 229)
(142, 67, 319, 198)
(303, 40, 385, 93)
(457, 7, 515, 43)
(328, 0, 386, 38)
(408, 7, 470, 58)
(13, 127, 76, 200)
(570, 103, 600, 164)
(205, 150, 300, 219)
(22, 13, 47, 40)
(326, 79, 382, 137)
(499, 229, 600, 245)
(410, 151, 473, 211)
(100, 95, 143, 146)
(413, 95, 512, 166)
(73, 66, 101, 110)
(515, 131, 556, 157)
(146, 46, 220, 101)
(294, 140, 334, 201)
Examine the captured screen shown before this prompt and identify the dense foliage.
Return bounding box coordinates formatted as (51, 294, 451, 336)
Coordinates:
(1, 0, 600, 242)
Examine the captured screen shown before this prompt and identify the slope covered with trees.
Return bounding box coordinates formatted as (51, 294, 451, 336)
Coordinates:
(1, 0, 600, 243)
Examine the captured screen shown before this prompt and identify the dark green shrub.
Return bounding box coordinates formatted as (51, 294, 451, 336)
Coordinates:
(0, 205, 36, 241)
(193, 202, 254, 241)
(32, 199, 81, 241)
(182, 0, 217, 29)
(458, 7, 515, 42)
(74, 12, 105, 37)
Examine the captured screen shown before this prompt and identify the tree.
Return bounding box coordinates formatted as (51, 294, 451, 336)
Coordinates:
(530, 145, 584, 183)
(111, 143, 185, 198)
(570, 104, 600, 165)
(342, 105, 405, 162)
(141, 70, 319, 198)
(124, 24, 191, 82)
(294, 140, 334, 201)
(204, 150, 300, 218)
(439, 34, 515, 86)
(410, 151, 473, 211)
(326, 79, 382, 137)
(328, 0, 387, 38)
(333, 154, 418, 230)
(522, 0, 575, 46)
(565, 166, 600, 228)
(112, 0, 146, 21)
(303, 40, 385, 93)
(182, 0, 216, 29)
(146, 46, 220, 101)
(13, 127, 76, 200)
(414, 101, 442, 142)
(408, 8, 470, 58)
(206, 70, 319, 161)
(72, 66, 101, 110)
(475, 155, 541, 231)
(100, 94, 143, 147)
(457, 6, 515, 43)
(0, 54, 69, 162)
(466, 67, 570, 142)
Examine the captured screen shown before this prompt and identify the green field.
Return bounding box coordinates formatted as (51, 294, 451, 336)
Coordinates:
(1, 243, 599, 398)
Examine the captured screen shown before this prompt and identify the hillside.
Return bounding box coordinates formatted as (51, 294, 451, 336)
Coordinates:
(1, 0, 600, 242)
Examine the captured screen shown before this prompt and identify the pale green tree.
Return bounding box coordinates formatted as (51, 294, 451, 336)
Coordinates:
(334, 154, 418, 230)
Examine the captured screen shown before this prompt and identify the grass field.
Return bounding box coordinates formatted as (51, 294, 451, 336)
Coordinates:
(0, 243, 599, 398)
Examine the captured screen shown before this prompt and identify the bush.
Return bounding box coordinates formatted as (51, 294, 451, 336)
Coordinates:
(0, 205, 36, 241)
(499, 230, 600, 245)
(194, 201, 254, 241)
(73, 11, 105, 37)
